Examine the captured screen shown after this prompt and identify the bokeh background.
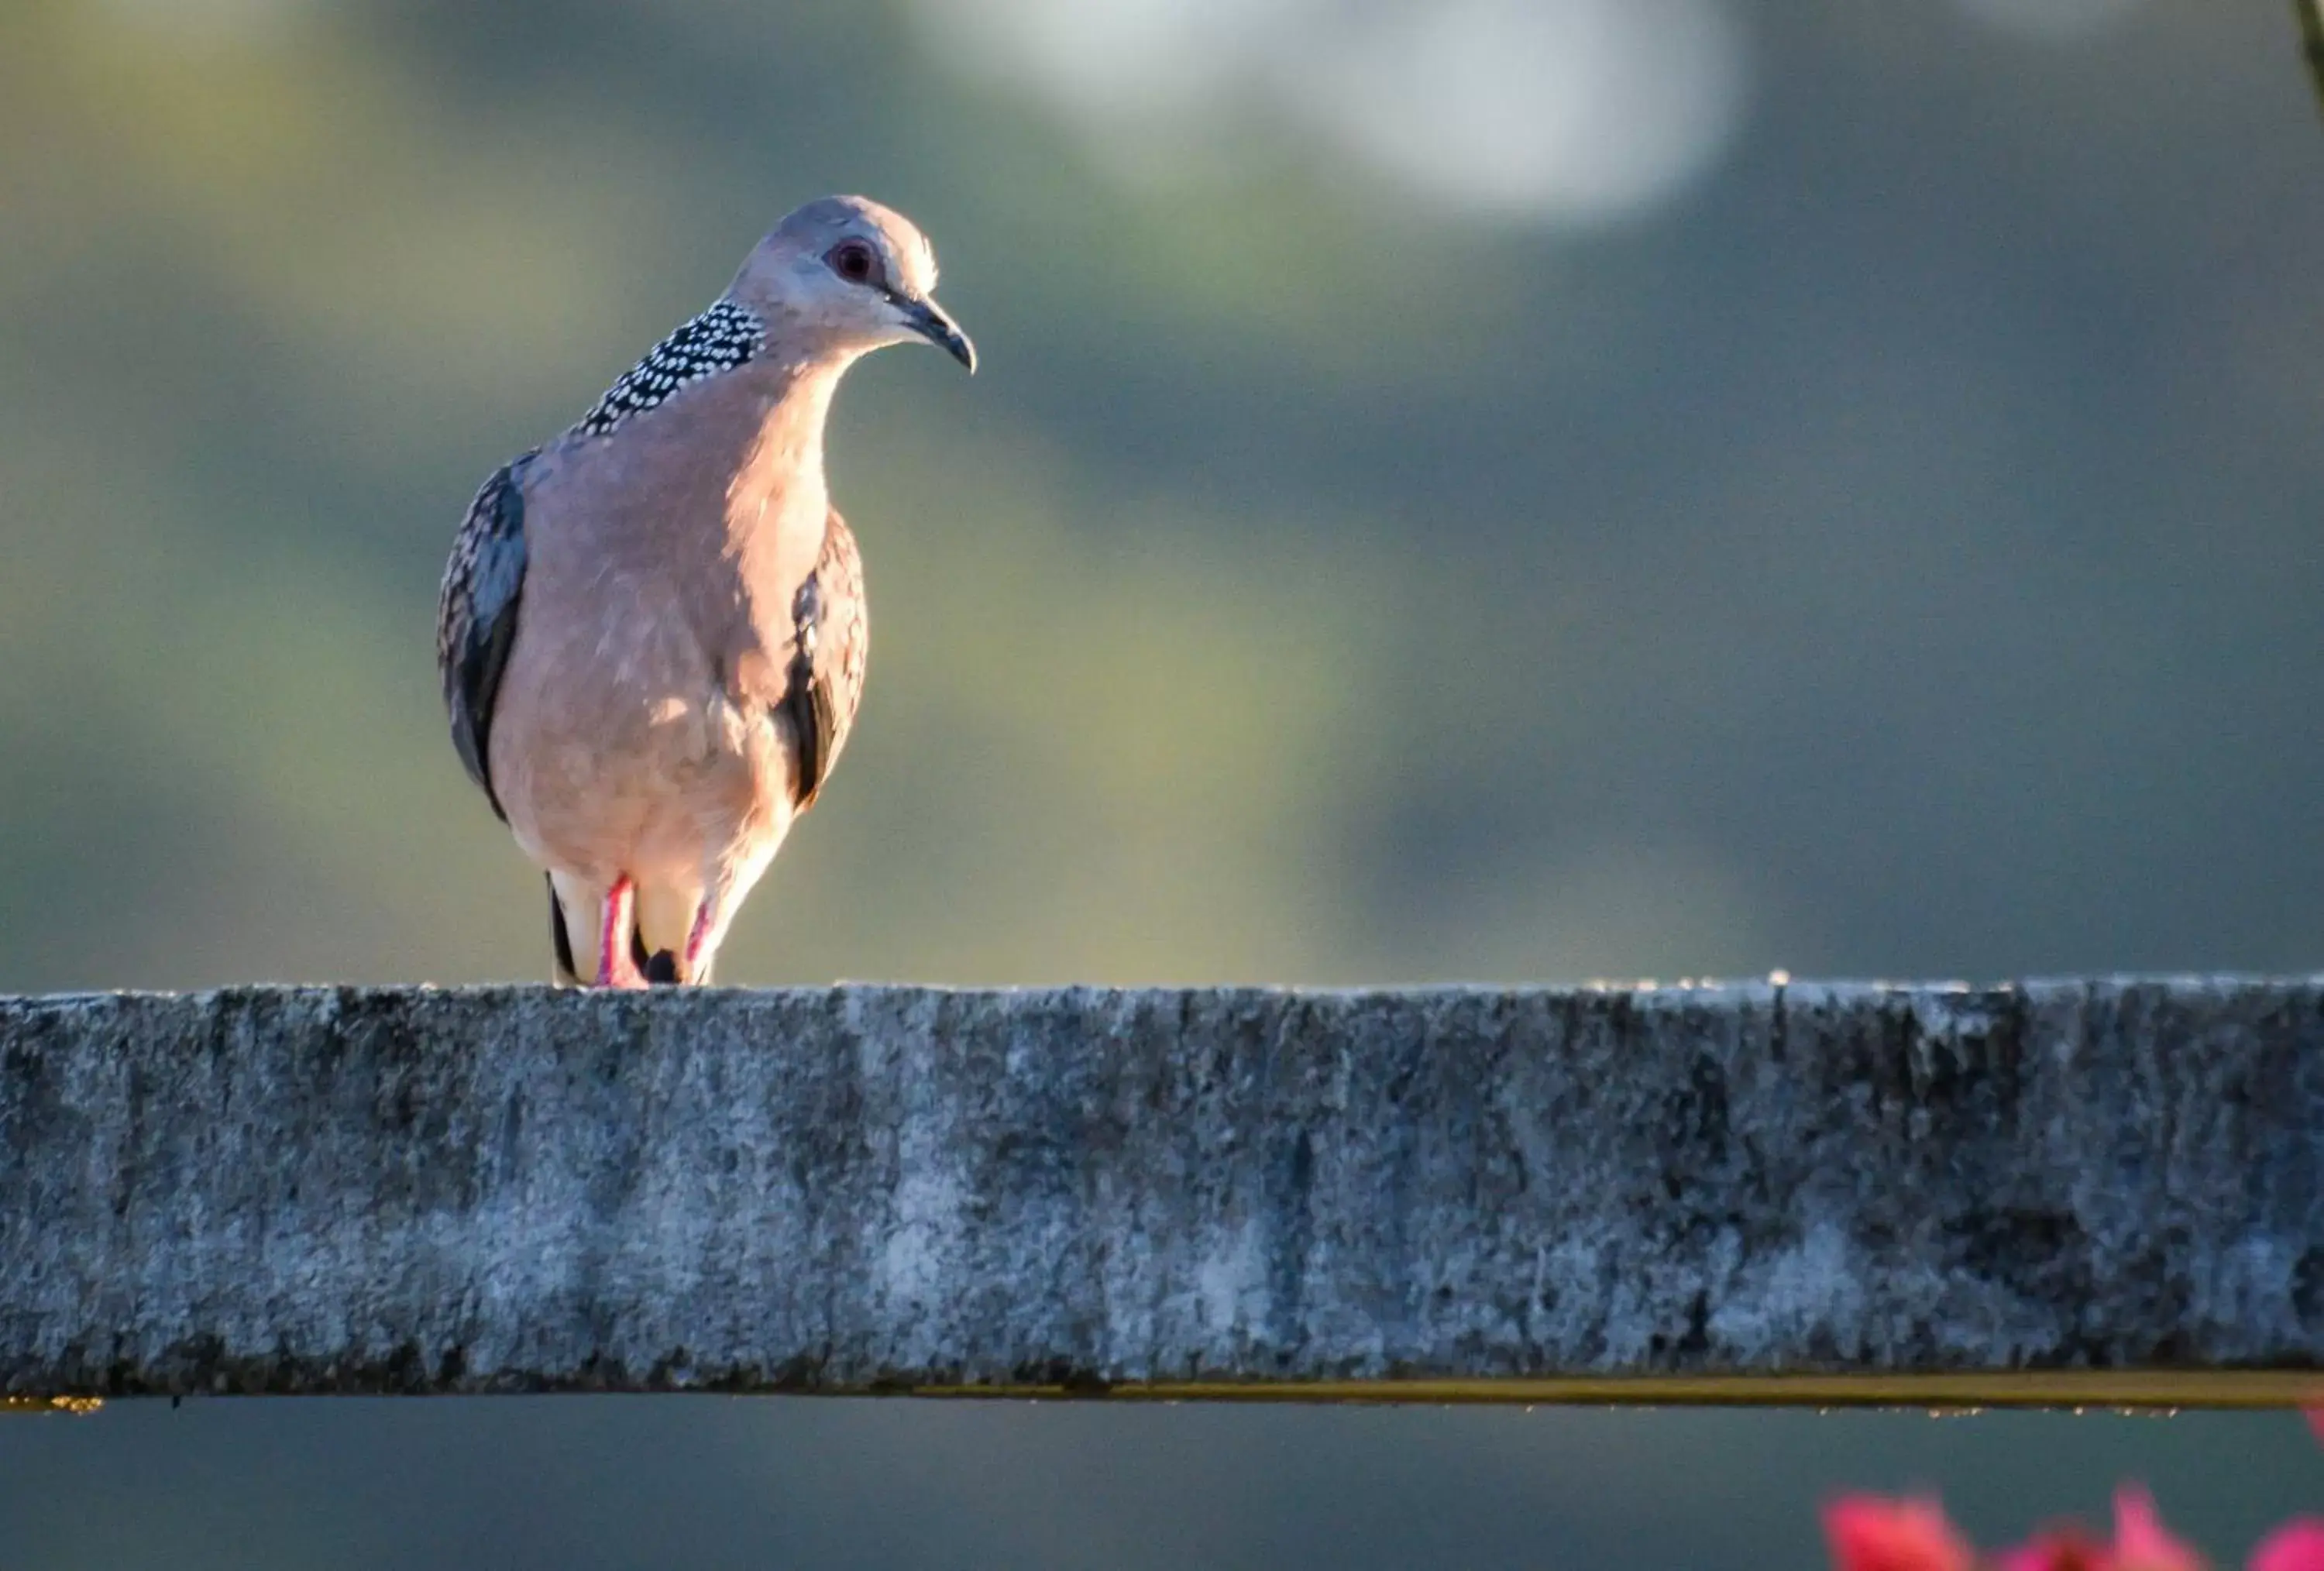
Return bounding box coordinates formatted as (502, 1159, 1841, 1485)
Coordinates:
(5, 0, 2322, 1563)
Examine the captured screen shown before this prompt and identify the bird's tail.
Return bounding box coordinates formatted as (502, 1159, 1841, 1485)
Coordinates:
(547, 874, 580, 985)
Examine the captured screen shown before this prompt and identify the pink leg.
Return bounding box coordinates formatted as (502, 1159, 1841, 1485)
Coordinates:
(596, 875, 645, 988)
(682, 876, 753, 985)
(683, 900, 716, 981)
(680, 833, 786, 985)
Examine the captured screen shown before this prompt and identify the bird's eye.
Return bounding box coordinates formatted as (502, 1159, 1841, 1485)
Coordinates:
(827, 241, 878, 285)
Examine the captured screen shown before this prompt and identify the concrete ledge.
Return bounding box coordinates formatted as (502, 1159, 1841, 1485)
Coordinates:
(3, 981, 2322, 1401)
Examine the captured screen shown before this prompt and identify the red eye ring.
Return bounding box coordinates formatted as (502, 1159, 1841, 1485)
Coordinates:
(827, 241, 878, 285)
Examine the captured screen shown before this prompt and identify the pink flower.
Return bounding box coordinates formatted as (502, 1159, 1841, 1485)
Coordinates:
(2113, 1486, 2205, 1571)
(2250, 1521, 2324, 1571)
(1822, 1495, 1978, 1571)
(1993, 1529, 2115, 1571)
(2303, 1409, 2324, 1449)
(1986, 1485, 2205, 1571)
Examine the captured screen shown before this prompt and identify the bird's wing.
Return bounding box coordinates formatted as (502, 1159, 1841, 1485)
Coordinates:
(435, 453, 536, 821)
(778, 509, 868, 810)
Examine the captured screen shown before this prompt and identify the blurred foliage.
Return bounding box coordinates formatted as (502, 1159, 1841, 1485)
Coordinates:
(2, 0, 2321, 997)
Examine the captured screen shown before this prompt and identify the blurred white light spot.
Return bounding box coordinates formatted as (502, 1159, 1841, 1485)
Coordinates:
(921, 0, 1287, 117)
(910, 0, 1749, 227)
(1285, 0, 1747, 224)
(1951, 0, 2145, 40)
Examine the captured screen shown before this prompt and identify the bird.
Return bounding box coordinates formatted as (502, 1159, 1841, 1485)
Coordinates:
(435, 194, 975, 987)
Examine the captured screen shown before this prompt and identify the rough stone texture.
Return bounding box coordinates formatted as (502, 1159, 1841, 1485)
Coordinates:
(2, 980, 2322, 1398)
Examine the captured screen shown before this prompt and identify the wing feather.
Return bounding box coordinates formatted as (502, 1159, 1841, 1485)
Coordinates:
(435, 453, 535, 821)
(779, 510, 868, 810)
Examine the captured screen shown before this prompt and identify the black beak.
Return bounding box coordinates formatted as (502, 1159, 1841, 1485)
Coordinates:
(895, 293, 976, 373)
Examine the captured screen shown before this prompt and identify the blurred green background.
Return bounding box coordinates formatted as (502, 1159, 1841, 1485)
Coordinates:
(4, 0, 2322, 1563)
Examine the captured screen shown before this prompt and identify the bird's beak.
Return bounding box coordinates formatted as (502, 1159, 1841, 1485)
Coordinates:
(894, 293, 976, 373)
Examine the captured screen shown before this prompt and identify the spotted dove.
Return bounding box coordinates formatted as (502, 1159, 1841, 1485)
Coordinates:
(435, 195, 975, 986)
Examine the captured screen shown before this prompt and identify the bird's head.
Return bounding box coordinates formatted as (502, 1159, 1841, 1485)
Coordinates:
(734, 195, 975, 373)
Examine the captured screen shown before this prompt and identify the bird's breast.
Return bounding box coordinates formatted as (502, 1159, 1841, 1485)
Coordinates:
(492, 560, 791, 888)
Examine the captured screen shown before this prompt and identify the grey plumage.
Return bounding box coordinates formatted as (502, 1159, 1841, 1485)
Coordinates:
(434, 194, 972, 986)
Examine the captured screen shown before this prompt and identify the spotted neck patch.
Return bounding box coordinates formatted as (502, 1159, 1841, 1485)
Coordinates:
(577, 299, 765, 438)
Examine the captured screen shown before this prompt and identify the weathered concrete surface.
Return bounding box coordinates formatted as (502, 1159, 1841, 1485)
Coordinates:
(2, 981, 2322, 1399)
